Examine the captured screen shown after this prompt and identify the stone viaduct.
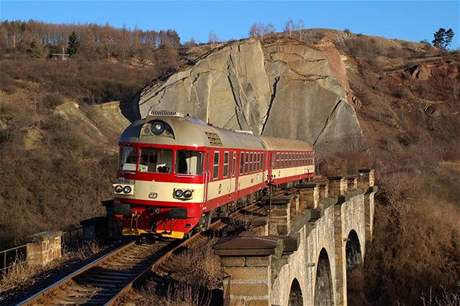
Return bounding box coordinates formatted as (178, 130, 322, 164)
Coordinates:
(214, 169, 377, 306)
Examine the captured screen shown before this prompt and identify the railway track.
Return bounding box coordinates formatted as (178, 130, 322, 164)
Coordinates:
(17, 239, 175, 306)
(17, 192, 288, 306)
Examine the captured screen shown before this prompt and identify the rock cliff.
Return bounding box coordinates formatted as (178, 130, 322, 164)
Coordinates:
(137, 38, 364, 154)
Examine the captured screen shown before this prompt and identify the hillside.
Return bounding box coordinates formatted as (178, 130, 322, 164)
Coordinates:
(134, 29, 460, 305)
(0, 27, 459, 305)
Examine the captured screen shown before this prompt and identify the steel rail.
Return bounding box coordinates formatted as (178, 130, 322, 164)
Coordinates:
(17, 196, 276, 306)
(17, 240, 137, 306)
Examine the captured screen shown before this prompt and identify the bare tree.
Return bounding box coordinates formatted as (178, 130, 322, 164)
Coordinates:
(284, 19, 294, 37)
(297, 19, 305, 40)
(208, 31, 219, 45)
(0, 20, 181, 60)
(249, 23, 276, 40)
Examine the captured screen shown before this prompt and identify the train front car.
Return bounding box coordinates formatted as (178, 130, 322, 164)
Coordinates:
(109, 111, 209, 239)
(108, 111, 266, 239)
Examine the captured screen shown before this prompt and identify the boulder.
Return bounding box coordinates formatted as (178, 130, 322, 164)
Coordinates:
(137, 38, 365, 155)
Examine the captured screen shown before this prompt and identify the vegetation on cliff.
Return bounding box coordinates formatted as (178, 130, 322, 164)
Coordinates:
(0, 21, 459, 305)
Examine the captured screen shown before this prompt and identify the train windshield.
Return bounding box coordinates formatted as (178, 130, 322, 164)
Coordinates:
(119, 146, 138, 171)
(139, 148, 173, 173)
(176, 150, 203, 175)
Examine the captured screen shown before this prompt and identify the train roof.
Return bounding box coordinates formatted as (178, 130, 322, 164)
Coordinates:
(119, 112, 265, 150)
(260, 136, 313, 151)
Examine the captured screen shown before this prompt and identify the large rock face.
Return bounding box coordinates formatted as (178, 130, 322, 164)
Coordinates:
(138, 38, 364, 154)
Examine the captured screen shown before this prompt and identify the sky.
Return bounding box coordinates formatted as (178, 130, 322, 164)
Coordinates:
(1, 1, 459, 48)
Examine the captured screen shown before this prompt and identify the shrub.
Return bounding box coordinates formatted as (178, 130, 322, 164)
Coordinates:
(40, 93, 65, 110)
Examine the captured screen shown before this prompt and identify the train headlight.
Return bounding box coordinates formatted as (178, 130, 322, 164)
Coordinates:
(123, 186, 132, 194)
(114, 185, 123, 193)
(174, 189, 184, 198)
(152, 121, 165, 135)
(183, 190, 193, 199)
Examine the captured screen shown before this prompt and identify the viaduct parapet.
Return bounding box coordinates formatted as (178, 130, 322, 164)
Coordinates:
(215, 169, 377, 306)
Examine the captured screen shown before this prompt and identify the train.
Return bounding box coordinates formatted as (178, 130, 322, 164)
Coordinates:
(105, 111, 315, 239)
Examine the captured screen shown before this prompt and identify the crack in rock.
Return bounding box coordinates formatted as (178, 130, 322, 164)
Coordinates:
(261, 76, 280, 135)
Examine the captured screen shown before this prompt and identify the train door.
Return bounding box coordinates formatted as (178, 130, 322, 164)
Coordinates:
(203, 151, 210, 210)
(223, 151, 231, 201)
(231, 151, 238, 200)
(234, 151, 241, 200)
(267, 151, 273, 184)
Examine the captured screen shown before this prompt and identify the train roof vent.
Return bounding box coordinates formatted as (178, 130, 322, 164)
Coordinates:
(149, 110, 185, 118)
(233, 130, 254, 135)
(205, 131, 223, 146)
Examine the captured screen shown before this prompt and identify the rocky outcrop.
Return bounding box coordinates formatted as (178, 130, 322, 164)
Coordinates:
(137, 38, 364, 154)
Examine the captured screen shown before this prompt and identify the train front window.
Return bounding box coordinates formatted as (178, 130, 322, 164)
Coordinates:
(120, 146, 138, 171)
(176, 150, 203, 175)
(139, 148, 173, 173)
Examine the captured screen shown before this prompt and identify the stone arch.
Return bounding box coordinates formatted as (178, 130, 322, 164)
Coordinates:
(288, 278, 303, 306)
(346, 229, 363, 306)
(346, 229, 362, 270)
(314, 248, 334, 306)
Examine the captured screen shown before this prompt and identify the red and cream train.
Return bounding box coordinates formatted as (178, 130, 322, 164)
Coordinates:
(107, 111, 315, 239)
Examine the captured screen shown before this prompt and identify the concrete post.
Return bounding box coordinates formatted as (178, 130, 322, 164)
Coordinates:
(358, 169, 375, 191)
(214, 236, 281, 306)
(364, 186, 377, 249)
(267, 196, 292, 236)
(346, 176, 358, 190)
(296, 183, 319, 209)
(328, 176, 348, 197)
(251, 218, 269, 236)
(26, 231, 62, 266)
(318, 181, 329, 200)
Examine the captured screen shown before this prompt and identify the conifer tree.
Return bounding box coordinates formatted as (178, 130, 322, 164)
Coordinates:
(432, 28, 455, 50)
(67, 31, 79, 57)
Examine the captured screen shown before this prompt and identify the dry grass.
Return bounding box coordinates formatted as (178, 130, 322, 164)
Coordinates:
(0, 240, 102, 296)
(166, 240, 222, 289)
(0, 84, 118, 248)
(422, 289, 460, 306)
(140, 238, 222, 306)
(360, 167, 460, 306)
(0, 260, 43, 294)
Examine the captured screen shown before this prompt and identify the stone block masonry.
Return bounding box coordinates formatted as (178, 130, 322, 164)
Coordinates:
(26, 231, 62, 266)
(328, 176, 348, 197)
(215, 236, 282, 306)
(215, 169, 377, 306)
(297, 183, 320, 209)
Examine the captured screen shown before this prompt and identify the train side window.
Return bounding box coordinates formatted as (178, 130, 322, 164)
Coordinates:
(259, 153, 263, 170)
(213, 152, 220, 179)
(119, 146, 138, 172)
(248, 153, 252, 172)
(176, 150, 203, 175)
(244, 153, 249, 173)
(248, 153, 252, 173)
(240, 152, 245, 174)
(139, 148, 172, 173)
(231, 152, 236, 176)
(223, 152, 229, 177)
